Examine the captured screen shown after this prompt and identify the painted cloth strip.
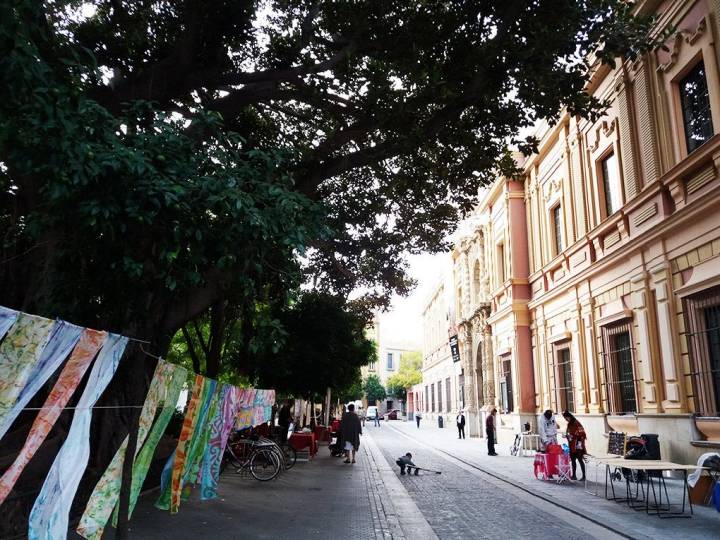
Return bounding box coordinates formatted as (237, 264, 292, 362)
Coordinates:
(0, 314, 56, 431)
(0, 321, 83, 441)
(28, 334, 127, 540)
(110, 362, 187, 525)
(199, 385, 237, 500)
(155, 374, 204, 512)
(177, 379, 217, 504)
(0, 306, 19, 341)
(183, 383, 220, 496)
(76, 359, 175, 540)
(0, 329, 107, 505)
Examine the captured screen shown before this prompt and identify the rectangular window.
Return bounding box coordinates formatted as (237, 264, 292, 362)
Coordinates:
(684, 286, 720, 416)
(552, 205, 563, 255)
(431, 384, 436, 412)
(368, 361, 376, 371)
(446, 377, 452, 412)
(458, 371, 465, 407)
(680, 60, 714, 154)
(553, 345, 575, 413)
(500, 356, 513, 413)
(600, 153, 622, 217)
(601, 322, 637, 414)
(387, 352, 394, 370)
(425, 385, 429, 413)
(437, 381, 443, 413)
(497, 243, 506, 284)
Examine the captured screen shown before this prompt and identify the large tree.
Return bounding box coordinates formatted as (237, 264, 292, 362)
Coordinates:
(0, 0, 663, 357)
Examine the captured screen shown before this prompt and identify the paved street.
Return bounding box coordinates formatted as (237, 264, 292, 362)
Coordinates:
(117, 421, 714, 539)
(116, 424, 720, 539)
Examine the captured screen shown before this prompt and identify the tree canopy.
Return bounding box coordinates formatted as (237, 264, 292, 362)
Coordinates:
(363, 374, 387, 406)
(385, 351, 422, 400)
(246, 292, 375, 400)
(0, 0, 663, 365)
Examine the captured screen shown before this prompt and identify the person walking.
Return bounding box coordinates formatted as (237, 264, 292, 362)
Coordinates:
(415, 411, 422, 428)
(374, 410, 381, 427)
(456, 410, 466, 439)
(360, 407, 366, 427)
(486, 408, 498, 456)
(340, 404, 362, 464)
(562, 411, 587, 481)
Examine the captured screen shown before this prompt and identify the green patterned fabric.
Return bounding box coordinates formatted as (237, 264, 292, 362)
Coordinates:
(0, 314, 55, 428)
(110, 362, 188, 525)
(77, 360, 181, 540)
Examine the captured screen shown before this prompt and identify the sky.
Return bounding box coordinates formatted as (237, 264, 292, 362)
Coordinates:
(376, 252, 452, 351)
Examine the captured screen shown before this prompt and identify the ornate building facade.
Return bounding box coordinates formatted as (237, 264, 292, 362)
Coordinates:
(447, 0, 720, 459)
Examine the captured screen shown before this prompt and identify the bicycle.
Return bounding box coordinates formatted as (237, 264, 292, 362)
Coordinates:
(221, 433, 282, 481)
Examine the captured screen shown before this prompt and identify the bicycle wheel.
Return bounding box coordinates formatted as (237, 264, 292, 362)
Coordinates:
(250, 449, 281, 481)
(282, 444, 297, 470)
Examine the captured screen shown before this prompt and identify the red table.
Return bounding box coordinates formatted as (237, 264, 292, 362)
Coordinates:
(289, 432, 318, 457)
(313, 425, 329, 442)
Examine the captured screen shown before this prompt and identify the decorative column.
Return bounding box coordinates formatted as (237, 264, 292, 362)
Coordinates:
(650, 263, 686, 412)
(631, 272, 661, 412)
(568, 311, 588, 413)
(581, 298, 602, 412)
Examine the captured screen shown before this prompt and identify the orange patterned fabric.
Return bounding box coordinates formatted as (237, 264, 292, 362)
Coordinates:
(0, 328, 107, 505)
(155, 374, 204, 513)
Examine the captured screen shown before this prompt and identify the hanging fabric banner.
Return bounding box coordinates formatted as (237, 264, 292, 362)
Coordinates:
(0, 306, 19, 341)
(77, 359, 177, 540)
(28, 334, 128, 540)
(155, 374, 205, 512)
(0, 314, 56, 430)
(0, 321, 83, 441)
(0, 328, 107, 506)
(177, 379, 217, 505)
(180, 385, 220, 504)
(111, 362, 187, 526)
(199, 385, 237, 500)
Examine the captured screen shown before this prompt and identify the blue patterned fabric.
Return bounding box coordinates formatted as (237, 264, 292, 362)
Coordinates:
(0, 306, 19, 341)
(28, 334, 127, 540)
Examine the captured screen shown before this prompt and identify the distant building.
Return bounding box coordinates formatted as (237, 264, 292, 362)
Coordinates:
(362, 317, 419, 415)
(415, 280, 463, 428)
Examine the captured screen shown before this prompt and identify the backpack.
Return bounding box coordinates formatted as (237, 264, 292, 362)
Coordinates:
(624, 436, 648, 460)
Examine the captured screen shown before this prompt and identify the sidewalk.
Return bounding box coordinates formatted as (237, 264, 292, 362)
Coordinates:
(86, 432, 432, 540)
(387, 420, 719, 539)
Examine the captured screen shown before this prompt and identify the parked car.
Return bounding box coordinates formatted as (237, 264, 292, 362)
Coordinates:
(366, 406, 378, 420)
(386, 409, 402, 420)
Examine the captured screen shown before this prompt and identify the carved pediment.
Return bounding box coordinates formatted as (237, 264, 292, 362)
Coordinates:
(658, 17, 709, 73)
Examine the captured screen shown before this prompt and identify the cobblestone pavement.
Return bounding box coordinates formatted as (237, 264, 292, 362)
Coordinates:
(368, 424, 601, 540)
(86, 441, 407, 540)
(383, 420, 720, 540)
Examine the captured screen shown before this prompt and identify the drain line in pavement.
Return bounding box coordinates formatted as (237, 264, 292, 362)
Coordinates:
(386, 425, 634, 540)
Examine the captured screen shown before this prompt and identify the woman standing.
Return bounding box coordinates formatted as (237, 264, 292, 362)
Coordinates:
(562, 411, 587, 481)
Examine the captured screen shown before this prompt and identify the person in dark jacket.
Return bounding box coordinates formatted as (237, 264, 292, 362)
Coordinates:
(340, 403, 362, 464)
(395, 452, 419, 475)
(278, 400, 293, 441)
(486, 408, 498, 456)
(456, 410, 466, 439)
(415, 411, 422, 428)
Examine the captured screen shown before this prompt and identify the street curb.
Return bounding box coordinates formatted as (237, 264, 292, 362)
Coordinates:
(363, 430, 439, 540)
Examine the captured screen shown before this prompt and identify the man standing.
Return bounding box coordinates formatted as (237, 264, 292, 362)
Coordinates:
(486, 408, 498, 456)
(456, 410, 466, 439)
(278, 399, 293, 442)
(374, 411, 381, 427)
(340, 404, 362, 464)
(415, 411, 422, 428)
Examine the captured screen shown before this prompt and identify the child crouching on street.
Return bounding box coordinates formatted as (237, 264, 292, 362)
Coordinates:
(396, 452, 419, 475)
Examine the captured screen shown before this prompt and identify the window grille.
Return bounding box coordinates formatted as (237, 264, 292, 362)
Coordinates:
(446, 377, 452, 412)
(600, 321, 637, 414)
(500, 356, 513, 413)
(551, 343, 574, 413)
(684, 285, 720, 416)
(437, 381, 443, 413)
(680, 60, 714, 154)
